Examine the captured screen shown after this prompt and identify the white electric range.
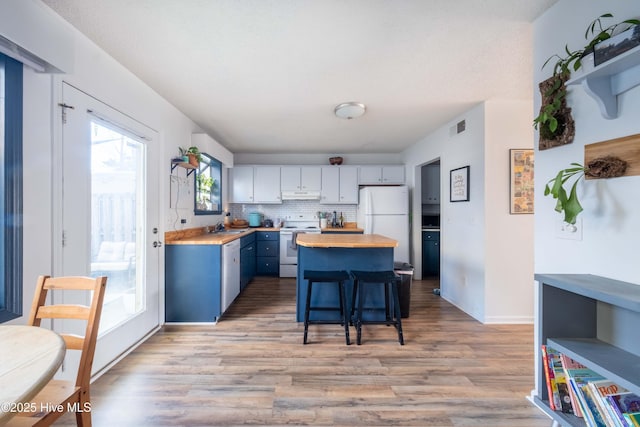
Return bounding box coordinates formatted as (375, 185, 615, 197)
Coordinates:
(279, 215, 321, 278)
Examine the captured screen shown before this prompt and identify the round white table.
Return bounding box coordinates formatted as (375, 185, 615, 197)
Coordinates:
(0, 325, 66, 423)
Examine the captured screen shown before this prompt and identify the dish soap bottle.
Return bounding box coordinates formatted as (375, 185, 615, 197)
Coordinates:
(339, 212, 344, 228)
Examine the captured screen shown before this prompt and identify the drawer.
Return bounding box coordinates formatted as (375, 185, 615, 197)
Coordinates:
(257, 231, 279, 241)
(257, 240, 278, 256)
(256, 257, 279, 275)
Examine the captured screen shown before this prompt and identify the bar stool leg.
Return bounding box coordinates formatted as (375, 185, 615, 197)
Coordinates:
(339, 280, 351, 345)
(303, 280, 313, 344)
(356, 280, 364, 345)
(384, 283, 391, 325)
(391, 280, 405, 345)
(349, 279, 358, 326)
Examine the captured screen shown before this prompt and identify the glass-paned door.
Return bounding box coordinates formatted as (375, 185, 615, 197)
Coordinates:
(58, 83, 160, 376)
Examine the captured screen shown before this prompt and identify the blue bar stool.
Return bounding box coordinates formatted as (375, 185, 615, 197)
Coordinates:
(350, 270, 404, 345)
(303, 270, 351, 345)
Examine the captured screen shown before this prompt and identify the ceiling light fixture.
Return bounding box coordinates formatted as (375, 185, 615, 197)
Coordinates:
(334, 102, 366, 120)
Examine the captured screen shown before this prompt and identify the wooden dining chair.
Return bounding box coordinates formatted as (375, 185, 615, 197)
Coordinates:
(9, 275, 107, 427)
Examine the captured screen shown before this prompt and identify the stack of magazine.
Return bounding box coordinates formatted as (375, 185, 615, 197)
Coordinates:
(542, 345, 640, 427)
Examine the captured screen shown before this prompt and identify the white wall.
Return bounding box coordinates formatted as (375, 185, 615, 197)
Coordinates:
(533, 1, 640, 282)
(403, 104, 488, 320)
(403, 99, 535, 324)
(7, 1, 232, 322)
(484, 100, 534, 323)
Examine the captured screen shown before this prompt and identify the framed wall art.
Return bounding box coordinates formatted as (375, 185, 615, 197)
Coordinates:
(509, 149, 534, 214)
(450, 165, 470, 202)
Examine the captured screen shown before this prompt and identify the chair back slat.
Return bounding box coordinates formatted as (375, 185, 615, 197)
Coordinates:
(44, 276, 102, 291)
(28, 275, 108, 389)
(36, 305, 91, 320)
(61, 334, 85, 351)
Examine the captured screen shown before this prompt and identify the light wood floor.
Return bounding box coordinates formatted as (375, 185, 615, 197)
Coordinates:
(59, 277, 551, 426)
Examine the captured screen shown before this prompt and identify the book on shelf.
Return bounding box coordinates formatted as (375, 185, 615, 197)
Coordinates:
(607, 393, 640, 427)
(588, 380, 629, 427)
(628, 413, 640, 427)
(581, 383, 609, 427)
(559, 353, 605, 420)
(541, 345, 563, 411)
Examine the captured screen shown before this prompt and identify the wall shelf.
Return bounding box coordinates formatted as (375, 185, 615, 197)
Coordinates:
(170, 160, 196, 176)
(567, 44, 640, 119)
(533, 273, 640, 426)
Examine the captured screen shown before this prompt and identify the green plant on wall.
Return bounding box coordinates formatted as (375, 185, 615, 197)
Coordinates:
(544, 163, 586, 225)
(534, 14, 639, 145)
(545, 157, 628, 225)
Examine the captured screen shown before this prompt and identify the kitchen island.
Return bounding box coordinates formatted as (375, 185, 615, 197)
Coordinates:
(295, 233, 398, 322)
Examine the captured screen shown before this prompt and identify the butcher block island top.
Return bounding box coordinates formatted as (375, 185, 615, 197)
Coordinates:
(295, 233, 397, 248)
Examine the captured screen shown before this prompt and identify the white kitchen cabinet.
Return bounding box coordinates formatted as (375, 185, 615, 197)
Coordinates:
(320, 166, 358, 204)
(421, 164, 440, 204)
(281, 166, 321, 192)
(254, 166, 281, 203)
(230, 166, 281, 204)
(359, 165, 405, 185)
(229, 166, 254, 203)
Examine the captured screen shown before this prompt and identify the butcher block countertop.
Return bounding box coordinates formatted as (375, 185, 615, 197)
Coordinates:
(296, 233, 398, 248)
(165, 227, 277, 245)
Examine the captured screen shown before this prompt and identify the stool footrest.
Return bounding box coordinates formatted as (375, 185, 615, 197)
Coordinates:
(309, 306, 343, 311)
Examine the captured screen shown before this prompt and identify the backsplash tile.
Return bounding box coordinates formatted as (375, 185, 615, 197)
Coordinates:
(229, 201, 356, 225)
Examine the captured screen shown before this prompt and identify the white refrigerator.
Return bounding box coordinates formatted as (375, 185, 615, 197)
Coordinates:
(357, 185, 409, 263)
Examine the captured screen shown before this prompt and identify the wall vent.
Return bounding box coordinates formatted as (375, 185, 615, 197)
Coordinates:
(456, 120, 466, 134)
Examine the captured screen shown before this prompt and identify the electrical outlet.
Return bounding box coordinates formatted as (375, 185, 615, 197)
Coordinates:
(555, 217, 582, 241)
(180, 219, 187, 224)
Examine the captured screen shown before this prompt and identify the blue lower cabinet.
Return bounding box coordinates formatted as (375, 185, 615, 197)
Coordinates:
(240, 234, 256, 290)
(422, 231, 440, 277)
(165, 244, 221, 322)
(256, 231, 279, 276)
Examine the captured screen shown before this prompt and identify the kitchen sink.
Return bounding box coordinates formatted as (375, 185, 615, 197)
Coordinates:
(213, 229, 247, 235)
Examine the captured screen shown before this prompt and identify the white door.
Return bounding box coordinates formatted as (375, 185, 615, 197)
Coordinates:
(57, 83, 160, 375)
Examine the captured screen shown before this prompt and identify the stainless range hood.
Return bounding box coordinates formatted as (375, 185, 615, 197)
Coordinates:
(281, 191, 321, 200)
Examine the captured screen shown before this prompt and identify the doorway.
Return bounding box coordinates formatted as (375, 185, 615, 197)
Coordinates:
(57, 83, 161, 376)
(420, 160, 441, 284)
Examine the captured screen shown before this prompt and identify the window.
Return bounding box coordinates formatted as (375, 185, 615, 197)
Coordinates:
(194, 153, 222, 215)
(0, 53, 23, 322)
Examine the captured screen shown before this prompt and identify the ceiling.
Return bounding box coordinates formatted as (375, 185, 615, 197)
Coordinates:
(41, 0, 557, 154)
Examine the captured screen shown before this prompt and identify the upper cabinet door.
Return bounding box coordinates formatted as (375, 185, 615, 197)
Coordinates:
(254, 166, 282, 203)
(230, 166, 254, 203)
(359, 165, 405, 185)
(320, 166, 339, 203)
(358, 166, 382, 184)
(338, 167, 359, 203)
(321, 166, 358, 204)
(281, 166, 321, 192)
(300, 166, 321, 191)
(280, 167, 300, 192)
(381, 166, 405, 184)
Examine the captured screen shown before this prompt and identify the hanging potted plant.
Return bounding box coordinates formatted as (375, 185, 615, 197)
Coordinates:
(534, 14, 639, 150)
(544, 156, 627, 224)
